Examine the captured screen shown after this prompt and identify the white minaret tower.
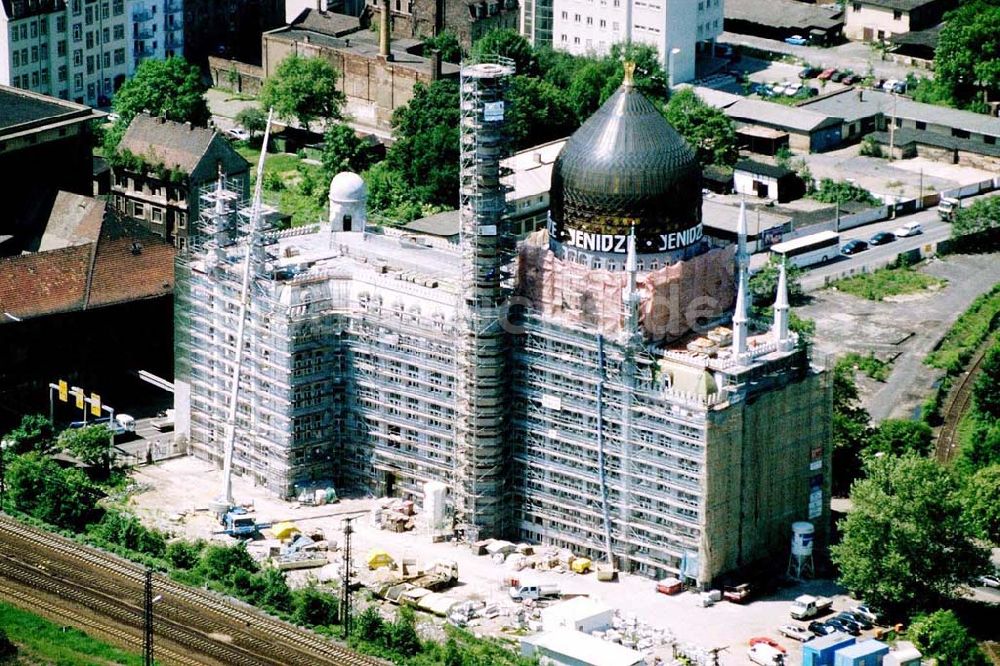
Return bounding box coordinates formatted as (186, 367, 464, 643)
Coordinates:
(623, 225, 640, 337)
(773, 260, 794, 352)
(328, 171, 367, 233)
(732, 200, 750, 362)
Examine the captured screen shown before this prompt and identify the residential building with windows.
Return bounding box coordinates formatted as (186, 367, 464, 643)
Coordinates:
(1, 0, 131, 105)
(127, 0, 185, 75)
(844, 0, 954, 42)
(363, 0, 519, 50)
(548, 0, 723, 84)
(110, 113, 249, 249)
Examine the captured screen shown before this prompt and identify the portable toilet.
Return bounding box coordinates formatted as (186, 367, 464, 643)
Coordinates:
(802, 632, 855, 666)
(833, 639, 889, 666)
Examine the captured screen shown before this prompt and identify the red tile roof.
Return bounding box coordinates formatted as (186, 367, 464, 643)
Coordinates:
(88, 231, 175, 308)
(0, 244, 92, 320)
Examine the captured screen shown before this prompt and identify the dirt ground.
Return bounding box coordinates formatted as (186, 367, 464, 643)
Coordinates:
(128, 457, 867, 666)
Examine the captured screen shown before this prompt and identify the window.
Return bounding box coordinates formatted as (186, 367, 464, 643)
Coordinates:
(951, 128, 970, 139)
(40, 68, 48, 84)
(87, 82, 95, 100)
(104, 78, 111, 93)
(86, 55, 94, 75)
(11, 25, 17, 42)
(72, 0, 81, 15)
(30, 46, 38, 63)
(560, 33, 567, 41)
(73, 49, 83, 66)
(152, 207, 163, 223)
(893, 9, 901, 19)
(113, 24, 124, 40)
(101, 1, 109, 19)
(560, 10, 567, 18)
(985, 135, 997, 145)
(73, 23, 82, 41)
(915, 120, 926, 130)
(586, 16, 592, 24)
(612, 21, 619, 30)
(697, 1, 703, 9)
(574, 13, 580, 21)
(40, 19, 47, 35)
(19, 24, 26, 39)
(85, 6, 93, 25)
(40, 44, 47, 59)
(57, 40, 66, 56)
(102, 27, 109, 44)
(57, 15, 66, 32)
(103, 52, 110, 68)
(58, 65, 67, 82)
(113, 0, 123, 15)
(32, 71, 39, 87)
(573, 36, 580, 43)
(12, 75, 19, 88)
(114, 47, 125, 64)
(599, 18, 606, 27)
(20, 48, 27, 63)
(133, 201, 144, 217)
(30, 21, 37, 38)
(12, 51, 19, 68)
(86, 31, 94, 49)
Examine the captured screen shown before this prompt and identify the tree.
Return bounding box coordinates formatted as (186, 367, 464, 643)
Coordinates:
(831, 357, 872, 495)
(387, 79, 460, 207)
(3, 414, 54, 454)
(471, 29, 537, 76)
(973, 343, 1000, 420)
(908, 610, 989, 666)
(934, 1, 1000, 111)
(387, 606, 421, 657)
(865, 419, 933, 458)
(422, 31, 462, 64)
(609, 41, 668, 103)
(260, 55, 344, 129)
(964, 464, 1000, 545)
(235, 107, 268, 138)
(292, 585, 339, 627)
(566, 59, 617, 123)
(810, 178, 880, 206)
(748, 257, 805, 307)
(5, 453, 102, 531)
(88, 510, 166, 557)
(166, 540, 204, 570)
(112, 57, 210, 129)
(197, 542, 258, 582)
(58, 424, 112, 470)
(506, 75, 576, 150)
(363, 161, 424, 222)
(321, 124, 373, 175)
(952, 194, 1000, 239)
(663, 89, 739, 168)
(0, 628, 16, 663)
(354, 606, 386, 644)
(830, 454, 989, 615)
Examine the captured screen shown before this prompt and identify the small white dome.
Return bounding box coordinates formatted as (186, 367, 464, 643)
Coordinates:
(329, 171, 366, 202)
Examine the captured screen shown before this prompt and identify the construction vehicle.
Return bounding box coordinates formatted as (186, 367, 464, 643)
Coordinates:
(509, 582, 560, 601)
(216, 507, 269, 538)
(937, 196, 960, 221)
(370, 560, 459, 596)
(790, 594, 833, 620)
(723, 583, 751, 603)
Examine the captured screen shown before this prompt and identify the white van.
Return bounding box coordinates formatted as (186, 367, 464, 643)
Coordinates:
(893, 221, 923, 237)
(748, 643, 785, 665)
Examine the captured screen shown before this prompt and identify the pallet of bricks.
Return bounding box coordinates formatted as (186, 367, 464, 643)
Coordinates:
(373, 498, 417, 532)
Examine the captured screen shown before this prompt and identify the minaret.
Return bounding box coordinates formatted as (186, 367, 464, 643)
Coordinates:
(623, 225, 640, 337)
(732, 200, 750, 362)
(773, 260, 794, 352)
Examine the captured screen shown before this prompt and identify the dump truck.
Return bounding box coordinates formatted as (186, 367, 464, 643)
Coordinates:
(790, 594, 833, 620)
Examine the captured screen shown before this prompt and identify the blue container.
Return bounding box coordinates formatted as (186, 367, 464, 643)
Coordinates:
(802, 632, 856, 666)
(834, 639, 889, 666)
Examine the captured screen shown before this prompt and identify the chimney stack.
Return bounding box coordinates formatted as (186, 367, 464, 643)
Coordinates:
(379, 0, 393, 59)
(430, 49, 441, 80)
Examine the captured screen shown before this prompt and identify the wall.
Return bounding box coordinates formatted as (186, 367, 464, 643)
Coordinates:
(208, 56, 264, 95)
(844, 3, 908, 41)
(734, 171, 778, 200)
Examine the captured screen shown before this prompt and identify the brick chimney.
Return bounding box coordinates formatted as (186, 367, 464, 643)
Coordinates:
(379, 0, 393, 60)
(430, 49, 441, 81)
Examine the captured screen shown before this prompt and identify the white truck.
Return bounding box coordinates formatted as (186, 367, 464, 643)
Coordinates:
(790, 594, 833, 620)
(938, 196, 960, 221)
(509, 583, 560, 601)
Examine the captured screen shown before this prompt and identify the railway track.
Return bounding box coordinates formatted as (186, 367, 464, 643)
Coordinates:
(0, 515, 388, 666)
(935, 337, 993, 463)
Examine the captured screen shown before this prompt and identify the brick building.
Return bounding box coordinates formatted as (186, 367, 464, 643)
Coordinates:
(363, 0, 518, 49)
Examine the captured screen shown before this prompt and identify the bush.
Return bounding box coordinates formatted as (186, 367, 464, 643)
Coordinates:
(197, 542, 258, 583)
(292, 586, 339, 627)
(88, 511, 167, 558)
(859, 136, 883, 158)
(166, 539, 204, 570)
(810, 178, 880, 206)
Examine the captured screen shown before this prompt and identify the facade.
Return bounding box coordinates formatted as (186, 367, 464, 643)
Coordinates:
(175, 64, 831, 586)
(110, 113, 249, 249)
(548, 0, 723, 84)
(519, 0, 551, 46)
(363, 0, 519, 49)
(1, 0, 131, 105)
(183, 0, 284, 66)
(0, 84, 102, 255)
(126, 0, 184, 76)
(844, 0, 954, 42)
(725, 98, 843, 153)
(733, 159, 802, 203)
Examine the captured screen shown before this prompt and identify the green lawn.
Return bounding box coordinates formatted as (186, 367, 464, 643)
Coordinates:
(0, 600, 144, 665)
(840, 351, 893, 382)
(829, 265, 946, 301)
(235, 143, 327, 227)
(926, 284, 1000, 372)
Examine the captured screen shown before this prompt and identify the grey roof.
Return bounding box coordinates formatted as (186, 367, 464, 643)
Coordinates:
(889, 22, 943, 48)
(870, 128, 1000, 158)
(800, 88, 1000, 137)
(854, 0, 938, 10)
(726, 98, 842, 133)
(734, 159, 794, 179)
(725, 0, 844, 31)
(0, 85, 81, 132)
(119, 114, 219, 173)
(403, 210, 460, 237)
(289, 8, 361, 36)
(38, 192, 105, 252)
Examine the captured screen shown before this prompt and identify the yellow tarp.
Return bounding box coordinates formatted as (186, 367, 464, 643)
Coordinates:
(571, 558, 592, 573)
(366, 549, 394, 570)
(272, 522, 300, 540)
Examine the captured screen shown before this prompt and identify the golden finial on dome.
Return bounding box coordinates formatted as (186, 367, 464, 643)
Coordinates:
(623, 61, 636, 88)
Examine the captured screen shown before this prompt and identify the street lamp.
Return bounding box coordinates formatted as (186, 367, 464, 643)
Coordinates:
(1, 438, 13, 513)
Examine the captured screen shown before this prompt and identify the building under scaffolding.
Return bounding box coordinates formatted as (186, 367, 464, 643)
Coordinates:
(174, 60, 832, 585)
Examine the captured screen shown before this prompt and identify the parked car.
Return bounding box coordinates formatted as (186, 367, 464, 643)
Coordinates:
(749, 637, 787, 654)
(778, 624, 813, 642)
(841, 73, 859, 85)
(809, 621, 837, 637)
(882, 78, 900, 91)
(852, 605, 879, 624)
(831, 70, 847, 82)
(869, 231, 895, 245)
(825, 618, 860, 636)
(799, 66, 821, 79)
(842, 239, 869, 255)
(978, 574, 1000, 588)
(892, 80, 907, 94)
(772, 81, 791, 95)
(818, 68, 837, 81)
(843, 611, 873, 630)
(785, 82, 803, 97)
(226, 127, 251, 141)
(835, 612, 866, 633)
(785, 35, 809, 46)
(893, 221, 923, 237)
(748, 643, 786, 665)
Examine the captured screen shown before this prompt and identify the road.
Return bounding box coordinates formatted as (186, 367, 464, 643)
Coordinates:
(718, 31, 924, 82)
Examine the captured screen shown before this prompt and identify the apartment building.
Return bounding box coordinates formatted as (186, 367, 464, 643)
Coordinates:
(128, 0, 184, 75)
(1, 0, 131, 104)
(547, 0, 723, 83)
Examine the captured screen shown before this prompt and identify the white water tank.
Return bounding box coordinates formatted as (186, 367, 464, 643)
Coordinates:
(791, 521, 815, 556)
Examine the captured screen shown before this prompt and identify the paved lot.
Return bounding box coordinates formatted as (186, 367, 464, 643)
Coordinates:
(797, 252, 1000, 421)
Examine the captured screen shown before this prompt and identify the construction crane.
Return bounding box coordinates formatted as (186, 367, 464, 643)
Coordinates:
(209, 108, 274, 518)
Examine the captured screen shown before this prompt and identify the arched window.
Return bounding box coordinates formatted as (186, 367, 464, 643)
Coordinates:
(343, 214, 352, 232)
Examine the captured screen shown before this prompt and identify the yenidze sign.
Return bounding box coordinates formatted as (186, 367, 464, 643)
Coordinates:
(566, 224, 703, 254)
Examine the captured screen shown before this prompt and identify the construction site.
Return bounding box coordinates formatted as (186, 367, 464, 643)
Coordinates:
(172, 56, 833, 594)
